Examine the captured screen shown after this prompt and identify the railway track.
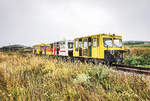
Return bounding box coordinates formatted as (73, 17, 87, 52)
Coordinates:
(112, 64, 150, 75)
(34, 55, 150, 75)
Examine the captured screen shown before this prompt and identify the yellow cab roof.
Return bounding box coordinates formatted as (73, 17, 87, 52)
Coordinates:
(33, 43, 48, 47)
(74, 33, 122, 40)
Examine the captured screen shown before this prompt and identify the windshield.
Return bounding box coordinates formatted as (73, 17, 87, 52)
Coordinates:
(114, 39, 122, 48)
(103, 38, 113, 47)
(68, 42, 73, 48)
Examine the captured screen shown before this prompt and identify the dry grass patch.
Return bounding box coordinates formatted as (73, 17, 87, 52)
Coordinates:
(0, 52, 150, 101)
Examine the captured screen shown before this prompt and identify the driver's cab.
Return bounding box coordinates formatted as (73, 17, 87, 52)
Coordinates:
(102, 35, 123, 50)
(102, 34, 124, 64)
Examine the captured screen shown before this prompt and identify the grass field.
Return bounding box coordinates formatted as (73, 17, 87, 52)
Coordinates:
(124, 43, 150, 67)
(124, 44, 150, 48)
(0, 52, 150, 101)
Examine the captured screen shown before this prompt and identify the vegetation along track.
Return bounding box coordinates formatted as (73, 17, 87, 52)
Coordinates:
(112, 64, 150, 75)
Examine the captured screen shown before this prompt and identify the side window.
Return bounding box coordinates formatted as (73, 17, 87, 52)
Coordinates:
(88, 42, 92, 46)
(83, 39, 87, 48)
(40, 46, 44, 50)
(68, 42, 73, 49)
(79, 40, 82, 48)
(60, 42, 65, 49)
(75, 40, 78, 48)
(62, 42, 65, 49)
(44, 46, 46, 50)
(93, 38, 97, 47)
(75, 40, 78, 51)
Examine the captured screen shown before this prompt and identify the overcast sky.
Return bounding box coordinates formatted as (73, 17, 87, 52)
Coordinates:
(0, 0, 150, 47)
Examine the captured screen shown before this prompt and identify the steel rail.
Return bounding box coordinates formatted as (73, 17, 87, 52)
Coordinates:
(112, 64, 150, 75)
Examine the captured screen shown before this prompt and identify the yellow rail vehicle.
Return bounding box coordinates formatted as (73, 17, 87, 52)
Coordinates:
(33, 44, 41, 55)
(73, 34, 124, 64)
(33, 44, 49, 55)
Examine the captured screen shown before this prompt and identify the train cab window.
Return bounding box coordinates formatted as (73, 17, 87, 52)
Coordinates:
(93, 38, 97, 47)
(103, 38, 113, 47)
(83, 39, 88, 48)
(68, 42, 73, 49)
(114, 39, 122, 48)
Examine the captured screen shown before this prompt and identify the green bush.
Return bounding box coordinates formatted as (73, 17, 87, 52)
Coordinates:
(124, 48, 150, 66)
(124, 56, 150, 66)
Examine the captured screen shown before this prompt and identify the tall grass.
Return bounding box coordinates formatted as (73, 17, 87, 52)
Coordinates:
(0, 52, 150, 101)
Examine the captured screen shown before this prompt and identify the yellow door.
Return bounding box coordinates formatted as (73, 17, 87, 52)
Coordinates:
(92, 36, 100, 58)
